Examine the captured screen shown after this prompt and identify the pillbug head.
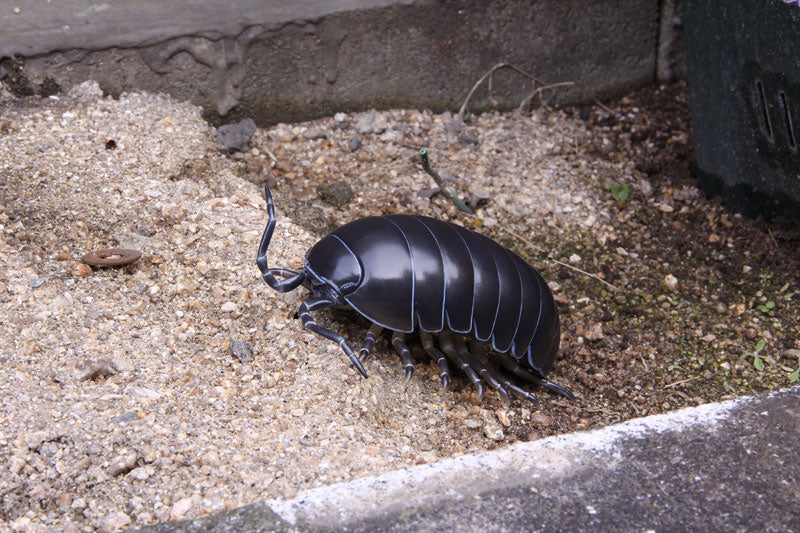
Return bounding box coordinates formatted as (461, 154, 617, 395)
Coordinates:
(305, 234, 363, 295)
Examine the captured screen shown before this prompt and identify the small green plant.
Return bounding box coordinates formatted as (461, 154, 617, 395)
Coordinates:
(739, 339, 774, 371)
(609, 182, 629, 202)
(789, 363, 800, 384)
(758, 300, 776, 314)
(784, 290, 799, 301)
(667, 363, 682, 373)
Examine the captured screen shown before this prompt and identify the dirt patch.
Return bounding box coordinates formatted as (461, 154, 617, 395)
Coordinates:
(0, 79, 798, 531)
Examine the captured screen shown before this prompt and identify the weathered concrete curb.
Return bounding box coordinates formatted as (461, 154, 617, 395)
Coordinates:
(138, 386, 800, 531)
(1, 0, 666, 125)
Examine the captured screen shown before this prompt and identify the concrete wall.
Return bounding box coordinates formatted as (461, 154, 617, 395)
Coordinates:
(0, 0, 677, 125)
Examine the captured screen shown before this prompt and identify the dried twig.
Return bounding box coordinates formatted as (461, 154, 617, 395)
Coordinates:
(419, 149, 474, 215)
(458, 62, 574, 120)
(592, 98, 614, 115)
(767, 227, 781, 251)
(663, 376, 698, 389)
(518, 81, 576, 112)
(550, 258, 619, 292)
(263, 146, 278, 162)
(499, 226, 619, 291)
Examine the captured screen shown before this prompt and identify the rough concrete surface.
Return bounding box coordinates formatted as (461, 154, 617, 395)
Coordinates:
(1, 0, 660, 124)
(143, 386, 800, 532)
(683, 0, 800, 225)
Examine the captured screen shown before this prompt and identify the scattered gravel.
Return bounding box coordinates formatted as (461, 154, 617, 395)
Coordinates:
(1, 79, 798, 531)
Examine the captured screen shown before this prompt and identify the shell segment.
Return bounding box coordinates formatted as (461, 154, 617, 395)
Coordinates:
(411, 216, 475, 333)
(329, 217, 415, 332)
(450, 226, 500, 342)
(480, 237, 523, 354)
(385, 215, 446, 332)
(528, 279, 560, 373)
(509, 253, 543, 359)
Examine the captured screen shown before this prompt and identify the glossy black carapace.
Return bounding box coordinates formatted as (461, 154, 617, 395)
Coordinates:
(257, 184, 572, 404)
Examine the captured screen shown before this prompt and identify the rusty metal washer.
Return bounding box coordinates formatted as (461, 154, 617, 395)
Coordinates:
(81, 248, 141, 267)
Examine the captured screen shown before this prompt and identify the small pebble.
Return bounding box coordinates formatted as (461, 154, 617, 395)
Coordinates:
(584, 322, 604, 341)
(11, 517, 36, 533)
(100, 511, 131, 533)
(462, 419, 481, 429)
(530, 412, 553, 427)
(664, 274, 679, 291)
(77, 359, 117, 382)
(71, 263, 93, 277)
(129, 466, 154, 481)
(230, 339, 253, 363)
(161, 202, 187, 223)
(112, 411, 140, 424)
(483, 423, 504, 441)
(446, 119, 462, 134)
(348, 135, 362, 152)
(271, 127, 296, 143)
(220, 301, 238, 313)
(317, 180, 354, 207)
(170, 497, 195, 521)
(302, 126, 327, 140)
(468, 188, 492, 209)
(637, 179, 654, 197)
(355, 112, 387, 134)
(379, 130, 403, 143)
(108, 453, 138, 477)
(10, 455, 26, 475)
(457, 133, 479, 145)
(217, 118, 256, 152)
(495, 410, 511, 427)
(129, 387, 163, 399)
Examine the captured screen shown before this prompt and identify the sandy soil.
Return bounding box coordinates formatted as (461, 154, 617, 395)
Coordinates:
(1, 80, 798, 532)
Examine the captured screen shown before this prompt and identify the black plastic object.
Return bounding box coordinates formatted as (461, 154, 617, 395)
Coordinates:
(684, 0, 800, 224)
(256, 184, 573, 400)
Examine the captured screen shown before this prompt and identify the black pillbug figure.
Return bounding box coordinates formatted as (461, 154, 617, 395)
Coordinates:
(256, 185, 573, 404)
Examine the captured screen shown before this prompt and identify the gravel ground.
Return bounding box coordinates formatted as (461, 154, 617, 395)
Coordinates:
(1, 80, 798, 532)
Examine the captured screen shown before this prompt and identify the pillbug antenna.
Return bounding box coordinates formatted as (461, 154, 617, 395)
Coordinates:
(257, 184, 307, 293)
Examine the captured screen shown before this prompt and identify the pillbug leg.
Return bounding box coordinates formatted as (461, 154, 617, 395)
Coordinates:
(470, 343, 537, 404)
(533, 377, 574, 400)
(358, 324, 384, 363)
(298, 297, 367, 378)
(440, 332, 484, 402)
(454, 337, 512, 407)
(420, 331, 450, 394)
(497, 351, 574, 400)
(496, 352, 540, 383)
(391, 331, 414, 384)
